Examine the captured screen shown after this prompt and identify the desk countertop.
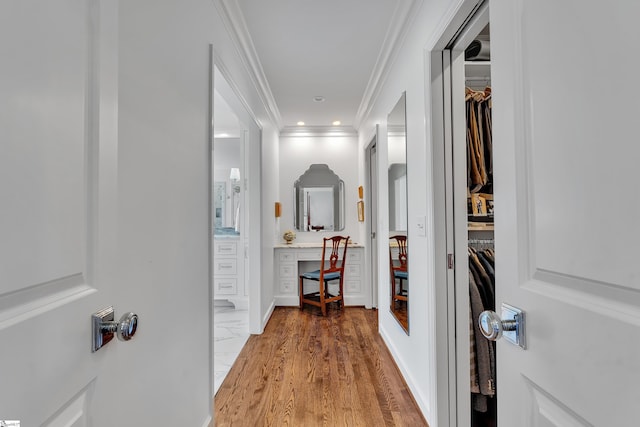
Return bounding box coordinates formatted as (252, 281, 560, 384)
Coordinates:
(274, 242, 364, 249)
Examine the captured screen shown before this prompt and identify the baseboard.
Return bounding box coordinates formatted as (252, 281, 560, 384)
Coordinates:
(344, 295, 369, 306)
(202, 414, 212, 427)
(274, 295, 299, 306)
(379, 323, 431, 424)
(274, 295, 370, 307)
(262, 300, 275, 331)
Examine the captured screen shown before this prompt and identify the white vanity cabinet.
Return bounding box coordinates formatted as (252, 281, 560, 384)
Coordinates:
(213, 239, 246, 308)
(274, 243, 367, 307)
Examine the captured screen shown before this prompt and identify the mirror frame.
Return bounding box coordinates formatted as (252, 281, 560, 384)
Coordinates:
(387, 92, 409, 334)
(293, 164, 345, 232)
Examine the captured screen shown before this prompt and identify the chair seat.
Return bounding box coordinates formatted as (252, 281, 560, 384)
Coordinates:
(394, 270, 408, 280)
(301, 270, 341, 281)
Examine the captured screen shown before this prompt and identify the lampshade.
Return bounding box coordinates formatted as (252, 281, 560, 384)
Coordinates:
(229, 168, 240, 181)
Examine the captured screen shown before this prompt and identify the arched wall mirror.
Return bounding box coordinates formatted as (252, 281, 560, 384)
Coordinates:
(293, 164, 345, 232)
(388, 92, 409, 333)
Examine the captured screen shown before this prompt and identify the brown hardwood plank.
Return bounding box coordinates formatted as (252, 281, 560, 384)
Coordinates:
(214, 307, 428, 427)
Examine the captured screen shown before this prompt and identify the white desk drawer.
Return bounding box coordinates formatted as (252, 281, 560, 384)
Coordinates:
(215, 241, 237, 256)
(279, 279, 296, 294)
(345, 264, 361, 277)
(346, 280, 361, 292)
(296, 250, 323, 261)
(279, 251, 295, 263)
(215, 278, 237, 295)
(280, 264, 295, 278)
(347, 251, 362, 262)
(214, 259, 237, 275)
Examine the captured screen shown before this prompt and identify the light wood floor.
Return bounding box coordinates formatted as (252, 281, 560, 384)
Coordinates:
(214, 306, 428, 427)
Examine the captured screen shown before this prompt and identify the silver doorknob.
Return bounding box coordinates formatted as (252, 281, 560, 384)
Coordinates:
(479, 310, 516, 340)
(478, 303, 526, 349)
(104, 312, 138, 342)
(92, 307, 139, 352)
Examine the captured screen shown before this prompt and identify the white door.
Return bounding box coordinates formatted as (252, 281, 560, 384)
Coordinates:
(0, 1, 121, 424)
(1, 2, 211, 425)
(491, 0, 640, 425)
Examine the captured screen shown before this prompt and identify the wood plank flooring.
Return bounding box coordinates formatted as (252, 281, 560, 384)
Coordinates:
(214, 306, 428, 427)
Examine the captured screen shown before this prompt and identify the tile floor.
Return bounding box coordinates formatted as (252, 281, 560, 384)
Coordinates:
(213, 304, 249, 395)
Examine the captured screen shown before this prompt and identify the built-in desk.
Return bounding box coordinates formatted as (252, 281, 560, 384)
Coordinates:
(274, 243, 367, 307)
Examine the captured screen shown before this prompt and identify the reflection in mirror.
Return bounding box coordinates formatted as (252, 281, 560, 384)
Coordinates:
(388, 92, 408, 333)
(293, 164, 345, 232)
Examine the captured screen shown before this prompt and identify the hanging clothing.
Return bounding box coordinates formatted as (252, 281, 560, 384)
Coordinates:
(466, 87, 493, 194)
(469, 246, 496, 412)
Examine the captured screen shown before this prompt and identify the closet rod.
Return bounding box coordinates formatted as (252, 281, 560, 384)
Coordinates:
(468, 238, 494, 249)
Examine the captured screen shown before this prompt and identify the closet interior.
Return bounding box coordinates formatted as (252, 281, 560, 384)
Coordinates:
(464, 24, 496, 427)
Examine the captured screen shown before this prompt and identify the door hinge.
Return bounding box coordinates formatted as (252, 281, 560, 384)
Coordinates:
(447, 253, 454, 269)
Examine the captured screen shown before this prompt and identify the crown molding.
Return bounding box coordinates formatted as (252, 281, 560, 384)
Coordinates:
(213, 54, 263, 131)
(353, 0, 423, 130)
(280, 125, 357, 138)
(214, 0, 283, 129)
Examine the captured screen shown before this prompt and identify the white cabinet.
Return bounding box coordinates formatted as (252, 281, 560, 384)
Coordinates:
(214, 239, 246, 308)
(274, 244, 367, 307)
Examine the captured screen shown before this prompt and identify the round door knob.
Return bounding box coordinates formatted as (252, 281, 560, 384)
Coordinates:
(479, 310, 516, 341)
(116, 312, 138, 341)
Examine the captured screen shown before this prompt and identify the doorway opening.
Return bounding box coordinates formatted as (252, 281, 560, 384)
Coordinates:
(210, 59, 262, 396)
(430, 2, 495, 426)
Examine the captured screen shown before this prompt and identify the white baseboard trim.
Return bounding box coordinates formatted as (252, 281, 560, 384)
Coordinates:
(201, 414, 212, 427)
(274, 295, 299, 306)
(379, 323, 431, 424)
(262, 300, 275, 331)
(273, 295, 371, 307)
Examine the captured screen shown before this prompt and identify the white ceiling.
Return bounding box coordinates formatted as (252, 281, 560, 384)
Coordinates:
(234, 0, 407, 130)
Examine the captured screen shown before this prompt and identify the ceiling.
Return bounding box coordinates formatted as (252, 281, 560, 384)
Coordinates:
(231, 0, 412, 131)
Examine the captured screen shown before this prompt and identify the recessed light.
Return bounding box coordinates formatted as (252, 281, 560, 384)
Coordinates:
(215, 133, 230, 138)
(297, 121, 305, 126)
(313, 96, 325, 103)
(332, 120, 341, 126)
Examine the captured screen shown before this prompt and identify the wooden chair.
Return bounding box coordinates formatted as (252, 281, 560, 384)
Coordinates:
(390, 235, 408, 304)
(299, 235, 350, 316)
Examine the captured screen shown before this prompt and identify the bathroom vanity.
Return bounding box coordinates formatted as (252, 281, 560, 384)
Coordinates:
(213, 228, 246, 309)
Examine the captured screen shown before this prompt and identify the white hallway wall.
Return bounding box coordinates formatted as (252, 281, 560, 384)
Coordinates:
(357, 0, 468, 426)
(278, 132, 362, 245)
(118, 0, 279, 424)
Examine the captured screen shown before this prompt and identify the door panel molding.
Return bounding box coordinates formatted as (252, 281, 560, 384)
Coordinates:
(526, 272, 640, 327)
(42, 380, 96, 427)
(0, 274, 94, 328)
(525, 376, 593, 427)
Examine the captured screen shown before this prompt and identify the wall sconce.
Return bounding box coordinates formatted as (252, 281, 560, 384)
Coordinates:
(229, 168, 241, 231)
(229, 168, 241, 193)
(357, 200, 364, 222)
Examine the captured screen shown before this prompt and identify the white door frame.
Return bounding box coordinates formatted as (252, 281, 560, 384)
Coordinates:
(365, 127, 379, 308)
(425, 0, 490, 426)
(212, 56, 262, 335)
